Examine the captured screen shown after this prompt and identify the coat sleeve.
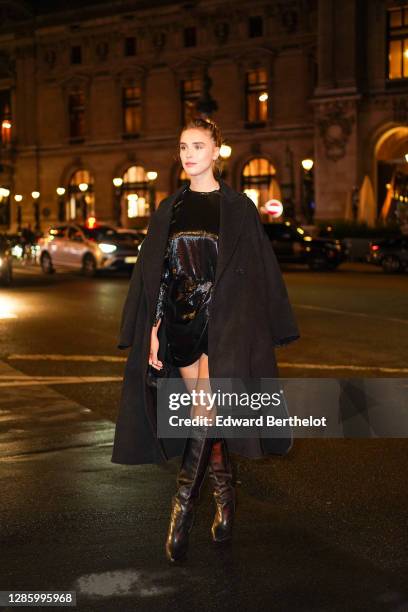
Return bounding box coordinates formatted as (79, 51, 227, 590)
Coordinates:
(152, 242, 171, 326)
(245, 196, 300, 347)
(117, 239, 145, 350)
(117, 198, 169, 349)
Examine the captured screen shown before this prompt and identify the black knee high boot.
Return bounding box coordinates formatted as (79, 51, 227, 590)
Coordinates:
(165, 426, 214, 562)
(208, 438, 235, 542)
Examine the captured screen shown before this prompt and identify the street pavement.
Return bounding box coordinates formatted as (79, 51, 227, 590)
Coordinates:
(0, 262, 407, 611)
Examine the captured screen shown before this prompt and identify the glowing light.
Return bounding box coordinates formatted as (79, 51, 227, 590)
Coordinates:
(405, 154, 408, 163)
(14, 194, 23, 202)
(302, 159, 314, 171)
(113, 177, 123, 187)
(0, 187, 10, 197)
(0, 297, 18, 319)
(56, 187, 66, 196)
(219, 144, 232, 159)
(87, 216, 97, 228)
(258, 92, 268, 102)
(127, 194, 139, 218)
(2, 119, 11, 129)
(146, 171, 158, 181)
(265, 199, 283, 218)
(243, 189, 259, 207)
(79, 183, 88, 192)
(31, 191, 40, 199)
(99, 243, 117, 254)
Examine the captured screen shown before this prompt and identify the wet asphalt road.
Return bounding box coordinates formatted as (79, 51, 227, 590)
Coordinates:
(0, 262, 407, 611)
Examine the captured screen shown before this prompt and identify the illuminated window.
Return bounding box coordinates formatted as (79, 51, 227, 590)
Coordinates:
(387, 6, 408, 79)
(122, 166, 150, 217)
(67, 169, 95, 221)
(180, 77, 201, 124)
(68, 91, 85, 141)
(123, 86, 141, 137)
(245, 68, 268, 125)
(0, 91, 12, 146)
(241, 158, 279, 210)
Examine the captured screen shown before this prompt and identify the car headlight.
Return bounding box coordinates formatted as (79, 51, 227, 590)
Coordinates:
(99, 243, 117, 254)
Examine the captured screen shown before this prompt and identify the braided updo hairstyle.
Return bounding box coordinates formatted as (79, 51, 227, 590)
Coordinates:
(178, 117, 224, 179)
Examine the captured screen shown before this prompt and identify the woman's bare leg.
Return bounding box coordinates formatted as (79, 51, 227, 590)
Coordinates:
(178, 358, 200, 394)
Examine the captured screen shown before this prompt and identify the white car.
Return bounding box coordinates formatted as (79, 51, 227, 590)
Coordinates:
(39, 223, 143, 276)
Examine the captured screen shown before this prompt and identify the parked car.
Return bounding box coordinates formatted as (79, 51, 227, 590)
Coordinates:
(0, 234, 13, 286)
(38, 223, 142, 276)
(262, 221, 347, 270)
(367, 236, 408, 273)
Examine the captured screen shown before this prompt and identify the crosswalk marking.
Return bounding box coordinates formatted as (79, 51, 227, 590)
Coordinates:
(6, 354, 408, 374)
(0, 375, 122, 387)
(8, 354, 127, 362)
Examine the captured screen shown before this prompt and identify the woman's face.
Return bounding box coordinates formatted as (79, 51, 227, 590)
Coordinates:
(179, 128, 220, 178)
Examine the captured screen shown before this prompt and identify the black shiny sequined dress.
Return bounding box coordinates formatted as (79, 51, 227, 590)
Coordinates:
(153, 185, 221, 368)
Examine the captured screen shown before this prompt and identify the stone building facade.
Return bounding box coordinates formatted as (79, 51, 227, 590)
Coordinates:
(0, 0, 407, 232)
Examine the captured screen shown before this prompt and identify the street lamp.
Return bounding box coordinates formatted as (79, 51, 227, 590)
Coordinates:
(301, 159, 315, 224)
(0, 187, 11, 228)
(31, 191, 41, 231)
(112, 177, 123, 227)
(147, 171, 158, 216)
(78, 183, 88, 221)
(219, 144, 232, 179)
(56, 187, 66, 222)
(14, 194, 23, 231)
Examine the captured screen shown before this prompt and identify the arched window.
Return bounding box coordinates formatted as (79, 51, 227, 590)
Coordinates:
(241, 158, 280, 210)
(120, 165, 150, 223)
(67, 169, 95, 221)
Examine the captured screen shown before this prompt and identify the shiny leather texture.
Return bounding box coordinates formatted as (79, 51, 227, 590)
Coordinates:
(165, 427, 214, 562)
(154, 187, 221, 367)
(208, 438, 236, 542)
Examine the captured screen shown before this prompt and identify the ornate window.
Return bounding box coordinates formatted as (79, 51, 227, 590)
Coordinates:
(124, 37, 137, 57)
(121, 166, 150, 220)
(70, 45, 82, 65)
(180, 76, 201, 124)
(122, 85, 141, 137)
(66, 169, 95, 221)
(387, 6, 408, 80)
(245, 68, 268, 126)
(184, 27, 197, 48)
(248, 16, 263, 38)
(241, 158, 279, 210)
(68, 90, 85, 141)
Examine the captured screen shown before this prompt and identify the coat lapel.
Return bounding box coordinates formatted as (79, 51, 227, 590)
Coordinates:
(142, 178, 247, 317)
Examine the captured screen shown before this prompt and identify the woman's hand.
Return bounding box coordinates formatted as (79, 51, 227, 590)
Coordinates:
(149, 320, 163, 370)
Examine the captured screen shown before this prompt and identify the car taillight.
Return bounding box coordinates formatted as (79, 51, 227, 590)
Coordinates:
(371, 245, 379, 251)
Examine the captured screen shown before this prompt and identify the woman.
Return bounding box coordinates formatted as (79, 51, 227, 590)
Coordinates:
(111, 118, 300, 563)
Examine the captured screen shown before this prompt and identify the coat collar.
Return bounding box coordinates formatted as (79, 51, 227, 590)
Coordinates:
(142, 178, 247, 314)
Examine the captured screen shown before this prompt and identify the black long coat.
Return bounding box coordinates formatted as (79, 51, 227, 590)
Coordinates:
(111, 178, 300, 465)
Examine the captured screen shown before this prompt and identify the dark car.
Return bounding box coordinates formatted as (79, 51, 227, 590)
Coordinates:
(262, 221, 347, 271)
(0, 234, 13, 286)
(367, 236, 408, 273)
